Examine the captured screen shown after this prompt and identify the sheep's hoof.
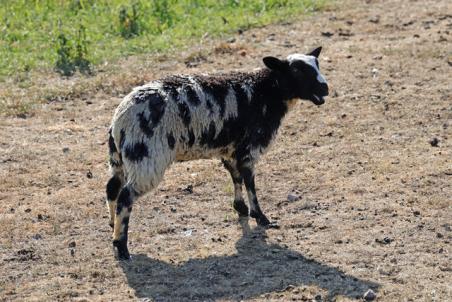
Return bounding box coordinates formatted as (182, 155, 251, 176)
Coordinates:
(113, 240, 131, 261)
(233, 199, 249, 217)
(266, 222, 280, 229)
(250, 211, 270, 226)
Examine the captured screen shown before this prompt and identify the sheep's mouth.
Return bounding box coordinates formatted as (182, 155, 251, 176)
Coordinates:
(310, 94, 325, 106)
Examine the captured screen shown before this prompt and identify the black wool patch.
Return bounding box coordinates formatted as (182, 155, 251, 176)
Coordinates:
(205, 99, 214, 115)
(195, 75, 229, 117)
(106, 176, 122, 201)
(148, 94, 166, 124)
(184, 85, 200, 106)
(119, 129, 126, 149)
(116, 187, 133, 213)
(210, 117, 236, 148)
(162, 75, 192, 87)
(108, 129, 117, 154)
(200, 121, 217, 145)
(178, 102, 191, 127)
(167, 133, 176, 149)
(124, 142, 148, 162)
(165, 86, 179, 103)
(133, 89, 152, 104)
(187, 129, 195, 147)
(137, 111, 155, 137)
(231, 83, 249, 104)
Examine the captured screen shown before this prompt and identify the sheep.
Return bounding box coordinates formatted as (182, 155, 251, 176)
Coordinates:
(106, 47, 329, 260)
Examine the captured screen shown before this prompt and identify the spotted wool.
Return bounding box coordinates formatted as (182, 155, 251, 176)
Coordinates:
(106, 47, 329, 260)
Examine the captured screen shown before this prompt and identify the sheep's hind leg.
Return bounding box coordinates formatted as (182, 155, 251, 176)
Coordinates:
(222, 159, 248, 217)
(112, 184, 138, 260)
(106, 175, 123, 228)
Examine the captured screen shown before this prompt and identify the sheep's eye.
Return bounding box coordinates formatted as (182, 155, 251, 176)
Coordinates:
(292, 65, 304, 73)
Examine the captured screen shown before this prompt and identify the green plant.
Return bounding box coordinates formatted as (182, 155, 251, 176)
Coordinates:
(0, 0, 328, 80)
(153, 0, 174, 32)
(55, 32, 76, 76)
(74, 24, 91, 74)
(119, 3, 141, 38)
(55, 22, 91, 76)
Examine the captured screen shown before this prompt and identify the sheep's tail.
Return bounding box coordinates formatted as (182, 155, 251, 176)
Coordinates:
(106, 127, 124, 228)
(108, 127, 123, 176)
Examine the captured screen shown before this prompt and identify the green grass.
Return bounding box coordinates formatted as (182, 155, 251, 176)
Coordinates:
(0, 0, 327, 79)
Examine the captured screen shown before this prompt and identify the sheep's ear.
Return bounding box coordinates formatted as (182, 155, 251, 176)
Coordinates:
(263, 56, 286, 72)
(308, 47, 322, 58)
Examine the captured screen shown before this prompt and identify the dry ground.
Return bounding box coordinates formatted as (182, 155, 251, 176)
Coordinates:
(0, 0, 451, 301)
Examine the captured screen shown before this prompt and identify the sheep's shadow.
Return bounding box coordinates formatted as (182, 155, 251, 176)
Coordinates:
(120, 219, 379, 301)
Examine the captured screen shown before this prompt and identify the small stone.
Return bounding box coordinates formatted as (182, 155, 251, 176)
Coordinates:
(429, 138, 439, 147)
(363, 289, 376, 301)
(182, 185, 193, 194)
(369, 16, 380, 23)
(287, 193, 300, 202)
(413, 210, 421, 216)
(62, 147, 70, 153)
(376, 237, 393, 245)
(321, 31, 334, 37)
(68, 241, 76, 248)
(86, 171, 93, 179)
(32, 234, 42, 240)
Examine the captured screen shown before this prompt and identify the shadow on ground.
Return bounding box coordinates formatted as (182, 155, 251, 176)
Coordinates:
(120, 219, 379, 301)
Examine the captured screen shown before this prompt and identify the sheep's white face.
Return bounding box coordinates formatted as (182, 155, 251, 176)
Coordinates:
(263, 47, 329, 105)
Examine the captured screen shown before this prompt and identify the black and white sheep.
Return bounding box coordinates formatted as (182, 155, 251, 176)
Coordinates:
(106, 47, 329, 259)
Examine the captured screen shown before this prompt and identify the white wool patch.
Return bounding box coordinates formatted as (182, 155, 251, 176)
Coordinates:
(241, 82, 253, 102)
(224, 87, 239, 119)
(287, 54, 327, 84)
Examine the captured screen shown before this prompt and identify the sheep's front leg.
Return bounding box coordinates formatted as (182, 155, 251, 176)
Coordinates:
(238, 163, 271, 227)
(222, 159, 249, 217)
(112, 185, 137, 260)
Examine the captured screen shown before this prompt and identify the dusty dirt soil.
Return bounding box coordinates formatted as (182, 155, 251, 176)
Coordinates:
(1, 0, 451, 301)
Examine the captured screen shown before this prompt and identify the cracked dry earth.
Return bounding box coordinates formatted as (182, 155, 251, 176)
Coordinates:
(0, 0, 451, 301)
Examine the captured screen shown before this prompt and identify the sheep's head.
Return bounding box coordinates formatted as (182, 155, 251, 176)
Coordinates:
(263, 47, 329, 106)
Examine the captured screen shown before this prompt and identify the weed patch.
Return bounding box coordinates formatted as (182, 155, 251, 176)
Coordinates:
(0, 0, 327, 79)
